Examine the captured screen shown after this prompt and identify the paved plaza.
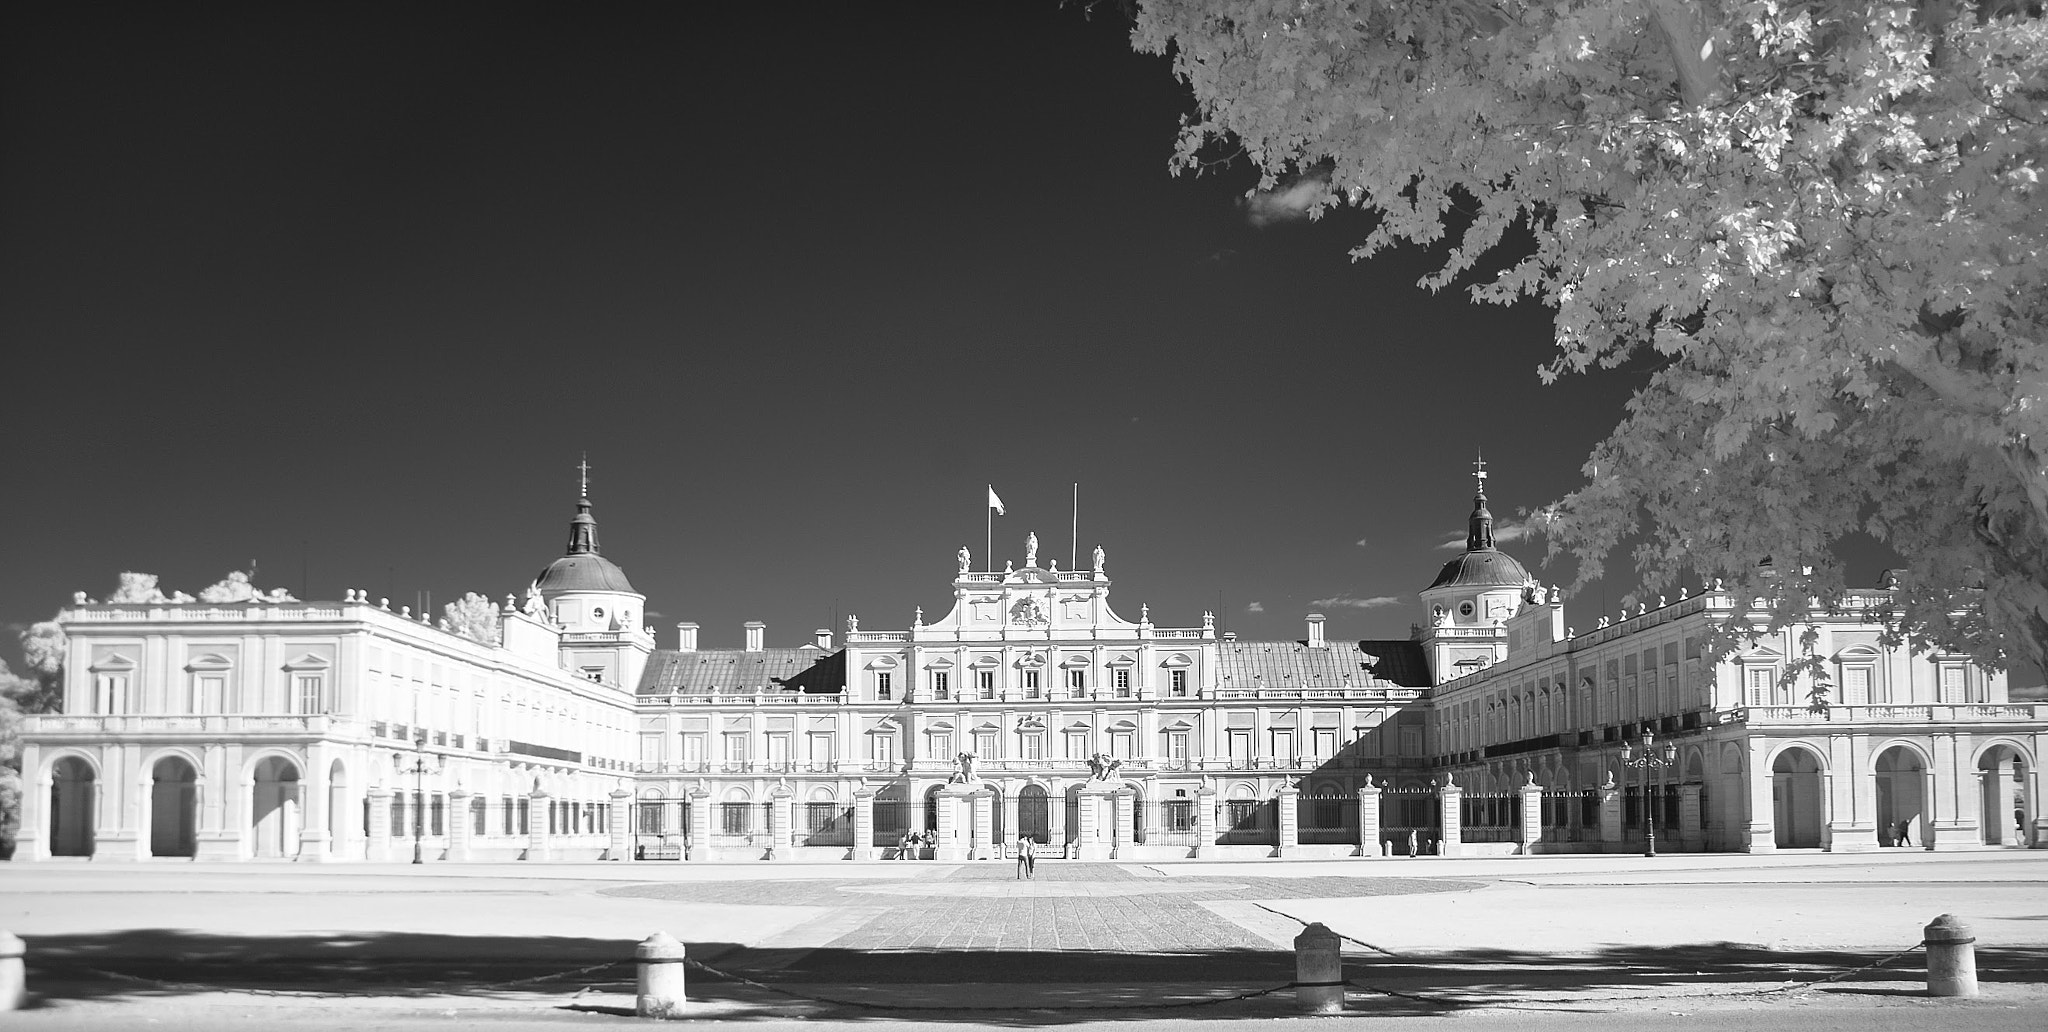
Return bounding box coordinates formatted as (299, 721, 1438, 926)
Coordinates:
(2, 851, 2045, 1028)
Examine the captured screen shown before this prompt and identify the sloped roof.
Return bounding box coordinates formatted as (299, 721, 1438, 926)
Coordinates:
(636, 647, 836, 696)
(1217, 639, 1432, 691)
(536, 553, 638, 596)
(1426, 549, 1531, 591)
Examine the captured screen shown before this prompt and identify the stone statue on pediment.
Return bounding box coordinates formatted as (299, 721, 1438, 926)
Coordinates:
(948, 752, 979, 786)
(523, 581, 546, 618)
(957, 546, 971, 574)
(1092, 545, 1105, 575)
(1086, 753, 1122, 782)
(1025, 532, 1038, 566)
(847, 614, 859, 634)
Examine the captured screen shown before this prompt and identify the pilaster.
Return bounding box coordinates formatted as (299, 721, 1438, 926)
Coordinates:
(366, 787, 392, 863)
(686, 788, 712, 861)
(851, 787, 876, 861)
(1275, 783, 1300, 858)
(526, 788, 551, 861)
(1437, 780, 1462, 858)
(447, 789, 473, 862)
(1355, 780, 1381, 857)
(608, 788, 632, 861)
(1517, 778, 1543, 854)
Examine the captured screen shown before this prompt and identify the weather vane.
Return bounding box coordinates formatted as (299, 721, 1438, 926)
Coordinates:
(1472, 449, 1488, 485)
(579, 453, 590, 497)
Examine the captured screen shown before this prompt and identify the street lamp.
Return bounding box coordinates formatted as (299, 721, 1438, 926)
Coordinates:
(394, 733, 442, 865)
(1618, 731, 1678, 857)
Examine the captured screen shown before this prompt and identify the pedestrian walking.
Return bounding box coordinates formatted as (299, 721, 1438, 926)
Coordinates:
(1016, 834, 1035, 879)
(1407, 828, 1418, 857)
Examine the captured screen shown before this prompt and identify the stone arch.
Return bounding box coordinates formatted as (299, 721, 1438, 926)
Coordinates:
(148, 752, 201, 858)
(1973, 740, 2034, 846)
(1874, 742, 1930, 848)
(49, 753, 98, 857)
(249, 755, 303, 859)
(1769, 745, 1825, 849)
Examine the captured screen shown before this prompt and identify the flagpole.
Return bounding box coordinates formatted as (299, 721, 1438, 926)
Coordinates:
(985, 485, 992, 574)
(1070, 482, 1078, 571)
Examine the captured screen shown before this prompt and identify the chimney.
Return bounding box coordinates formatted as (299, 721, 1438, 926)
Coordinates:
(676, 622, 699, 652)
(744, 621, 766, 652)
(1306, 613, 1327, 649)
(1222, 632, 1238, 642)
(814, 628, 832, 650)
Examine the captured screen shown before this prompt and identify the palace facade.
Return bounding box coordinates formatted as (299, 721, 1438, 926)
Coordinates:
(15, 477, 2046, 862)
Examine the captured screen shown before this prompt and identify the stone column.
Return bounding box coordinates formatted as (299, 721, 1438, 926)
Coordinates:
(1930, 733, 1978, 847)
(1275, 783, 1300, 858)
(447, 789, 472, 862)
(935, 785, 970, 861)
(2026, 748, 2047, 849)
(1194, 786, 1217, 858)
(609, 788, 632, 861)
(1356, 780, 1381, 858)
(768, 785, 793, 860)
(366, 787, 392, 863)
(686, 789, 712, 861)
(1437, 779, 1462, 858)
(1048, 780, 1068, 852)
(14, 743, 44, 861)
(1678, 783, 1703, 852)
(970, 789, 994, 860)
(526, 788, 551, 861)
(1076, 785, 1111, 860)
(1600, 775, 1624, 848)
(297, 749, 329, 862)
(850, 787, 876, 861)
(1518, 778, 1544, 855)
(1743, 738, 1776, 852)
(1110, 790, 1133, 859)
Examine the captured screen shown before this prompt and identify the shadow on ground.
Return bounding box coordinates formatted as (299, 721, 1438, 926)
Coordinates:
(19, 929, 2048, 1024)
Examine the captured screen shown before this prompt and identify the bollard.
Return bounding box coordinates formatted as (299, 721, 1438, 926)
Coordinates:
(1293, 922, 1345, 1014)
(1923, 914, 1978, 997)
(636, 931, 688, 1019)
(0, 930, 24, 1011)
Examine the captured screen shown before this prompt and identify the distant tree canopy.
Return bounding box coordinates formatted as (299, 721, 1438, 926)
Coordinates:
(443, 592, 502, 646)
(1133, 0, 2047, 668)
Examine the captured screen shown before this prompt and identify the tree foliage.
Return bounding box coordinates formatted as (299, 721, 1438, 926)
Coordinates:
(1133, 0, 2047, 668)
(443, 592, 502, 646)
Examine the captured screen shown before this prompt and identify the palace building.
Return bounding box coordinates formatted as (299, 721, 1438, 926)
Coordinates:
(14, 474, 2045, 862)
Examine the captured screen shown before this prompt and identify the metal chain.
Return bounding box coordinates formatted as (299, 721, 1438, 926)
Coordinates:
(679, 954, 1297, 1012)
(54, 959, 631, 1000)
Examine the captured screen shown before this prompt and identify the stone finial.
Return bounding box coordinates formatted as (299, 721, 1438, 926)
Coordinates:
(1714, 578, 1724, 590)
(73, 591, 87, 605)
(1597, 617, 1609, 629)
(504, 594, 517, 614)
(1679, 586, 1690, 599)
(1636, 602, 1647, 616)
(1658, 595, 1668, 607)
(380, 597, 391, 610)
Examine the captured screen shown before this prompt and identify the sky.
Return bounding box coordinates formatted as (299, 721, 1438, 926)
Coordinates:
(5, 2, 1716, 653)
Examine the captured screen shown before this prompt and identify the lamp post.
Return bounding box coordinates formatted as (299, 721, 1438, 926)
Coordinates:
(1618, 731, 1678, 857)
(395, 734, 442, 865)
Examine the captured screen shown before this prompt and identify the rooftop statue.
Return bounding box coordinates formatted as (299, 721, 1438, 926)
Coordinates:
(1025, 532, 1038, 566)
(957, 546, 971, 575)
(948, 752, 979, 786)
(1092, 545, 1105, 575)
(1086, 753, 1123, 782)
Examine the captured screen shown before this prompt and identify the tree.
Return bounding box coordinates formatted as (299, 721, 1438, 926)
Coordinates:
(105, 571, 195, 604)
(197, 571, 297, 604)
(443, 592, 502, 646)
(1132, 0, 2047, 668)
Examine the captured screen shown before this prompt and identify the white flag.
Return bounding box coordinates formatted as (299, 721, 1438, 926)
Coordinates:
(987, 486, 1006, 516)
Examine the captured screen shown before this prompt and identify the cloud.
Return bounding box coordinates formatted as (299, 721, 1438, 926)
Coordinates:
(1355, 538, 1370, 548)
(1244, 602, 1265, 614)
(1243, 168, 1332, 227)
(1310, 594, 1404, 609)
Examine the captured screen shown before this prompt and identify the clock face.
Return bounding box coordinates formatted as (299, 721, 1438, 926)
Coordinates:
(592, 606, 606, 620)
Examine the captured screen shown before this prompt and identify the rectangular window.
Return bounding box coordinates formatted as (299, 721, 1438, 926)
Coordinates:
(1162, 800, 1195, 831)
(724, 733, 748, 768)
(1397, 725, 1422, 757)
(1841, 666, 1872, 705)
(94, 674, 129, 715)
(1225, 799, 1260, 830)
(931, 671, 950, 700)
(870, 732, 895, 766)
(1065, 731, 1089, 758)
(294, 675, 324, 715)
(1939, 664, 1966, 703)
(1167, 731, 1189, 765)
(975, 730, 998, 759)
(808, 733, 834, 770)
(1312, 728, 1338, 762)
(874, 672, 893, 700)
(1068, 669, 1087, 698)
(1109, 730, 1133, 759)
(977, 670, 996, 699)
(1228, 730, 1252, 767)
(638, 800, 665, 834)
(682, 734, 706, 768)
(930, 732, 953, 760)
(720, 803, 750, 835)
(1746, 667, 1775, 707)
(1113, 668, 1131, 697)
(1271, 729, 1296, 765)
(1168, 669, 1188, 697)
(390, 794, 407, 837)
(1023, 670, 1041, 698)
(472, 797, 487, 836)
(431, 794, 445, 836)
(766, 733, 791, 770)
(503, 796, 514, 835)
(1019, 733, 1044, 759)
(198, 675, 226, 714)
(805, 802, 840, 834)
(640, 733, 665, 765)
(516, 796, 530, 835)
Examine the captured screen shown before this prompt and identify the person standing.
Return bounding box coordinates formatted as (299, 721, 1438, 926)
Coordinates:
(1015, 834, 1036, 879)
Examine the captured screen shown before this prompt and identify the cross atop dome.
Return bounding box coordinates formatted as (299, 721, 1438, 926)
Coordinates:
(579, 453, 591, 499)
